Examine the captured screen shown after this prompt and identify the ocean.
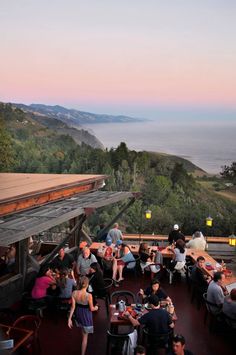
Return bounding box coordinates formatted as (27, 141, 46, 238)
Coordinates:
(84, 121, 236, 174)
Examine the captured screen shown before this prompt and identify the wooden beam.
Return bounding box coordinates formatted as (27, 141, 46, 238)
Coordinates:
(41, 214, 86, 266)
(96, 196, 137, 240)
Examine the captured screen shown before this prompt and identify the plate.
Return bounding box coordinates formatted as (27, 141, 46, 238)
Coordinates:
(144, 303, 152, 310)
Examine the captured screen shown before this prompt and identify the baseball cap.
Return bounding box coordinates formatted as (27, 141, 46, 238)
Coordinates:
(105, 236, 112, 246)
(173, 224, 179, 230)
(116, 240, 123, 246)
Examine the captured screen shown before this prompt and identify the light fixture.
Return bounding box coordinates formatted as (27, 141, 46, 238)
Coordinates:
(228, 234, 236, 247)
(206, 216, 213, 227)
(145, 210, 152, 219)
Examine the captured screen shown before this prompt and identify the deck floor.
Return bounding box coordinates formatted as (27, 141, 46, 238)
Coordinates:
(37, 273, 235, 355)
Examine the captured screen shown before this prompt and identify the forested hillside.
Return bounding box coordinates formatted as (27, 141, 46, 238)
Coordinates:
(0, 103, 235, 237)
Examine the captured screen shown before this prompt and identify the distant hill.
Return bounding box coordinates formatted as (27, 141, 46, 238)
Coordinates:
(14, 103, 143, 126)
(148, 151, 206, 176)
(10, 103, 103, 149)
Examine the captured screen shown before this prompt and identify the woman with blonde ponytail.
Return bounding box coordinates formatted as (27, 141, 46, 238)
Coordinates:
(68, 276, 98, 355)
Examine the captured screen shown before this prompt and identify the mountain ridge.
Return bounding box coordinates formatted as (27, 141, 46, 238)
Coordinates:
(14, 103, 144, 126)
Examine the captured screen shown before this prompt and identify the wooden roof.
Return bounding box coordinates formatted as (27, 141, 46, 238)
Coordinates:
(0, 190, 134, 246)
(0, 173, 107, 216)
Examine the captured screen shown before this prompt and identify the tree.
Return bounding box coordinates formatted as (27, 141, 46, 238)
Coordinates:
(0, 120, 14, 171)
(220, 162, 236, 184)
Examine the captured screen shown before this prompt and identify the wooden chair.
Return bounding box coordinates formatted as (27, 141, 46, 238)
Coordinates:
(12, 315, 41, 354)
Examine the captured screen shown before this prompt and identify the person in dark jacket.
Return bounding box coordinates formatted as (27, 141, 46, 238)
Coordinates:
(168, 224, 185, 245)
(190, 256, 211, 294)
(89, 262, 106, 301)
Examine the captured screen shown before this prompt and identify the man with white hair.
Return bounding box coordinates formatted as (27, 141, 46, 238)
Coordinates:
(107, 223, 123, 244)
(168, 224, 185, 245)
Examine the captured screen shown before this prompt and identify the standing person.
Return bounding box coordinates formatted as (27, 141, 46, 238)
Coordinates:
(168, 225, 185, 245)
(89, 262, 106, 300)
(168, 334, 194, 355)
(107, 223, 123, 244)
(68, 276, 98, 355)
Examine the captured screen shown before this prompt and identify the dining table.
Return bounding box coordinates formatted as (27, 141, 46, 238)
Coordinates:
(109, 302, 177, 332)
(79, 241, 236, 286)
(0, 323, 33, 354)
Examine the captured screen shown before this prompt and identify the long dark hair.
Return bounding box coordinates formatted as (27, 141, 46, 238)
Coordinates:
(59, 268, 69, 289)
(90, 262, 102, 274)
(175, 239, 185, 254)
(37, 265, 51, 278)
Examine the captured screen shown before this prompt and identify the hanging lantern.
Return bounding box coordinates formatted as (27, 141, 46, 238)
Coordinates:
(145, 210, 152, 219)
(206, 216, 213, 227)
(229, 234, 236, 247)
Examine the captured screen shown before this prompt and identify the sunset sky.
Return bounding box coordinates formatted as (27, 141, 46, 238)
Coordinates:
(1, 0, 236, 119)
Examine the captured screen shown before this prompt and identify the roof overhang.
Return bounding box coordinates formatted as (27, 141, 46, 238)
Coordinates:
(0, 190, 135, 246)
(0, 173, 107, 217)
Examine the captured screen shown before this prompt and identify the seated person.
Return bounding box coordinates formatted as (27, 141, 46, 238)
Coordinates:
(186, 230, 206, 250)
(139, 279, 171, 303)
(207, 271, 225, 314)
(168, 334, 194, 355)
(168, 239, 186, 271)
(58, 268, 77, 299)
(139, 242, 163, 275)
(190, 256, 211, 294)
(77, 246, 97, 276)
(135, 345, 146, 355)
(0, 245, 16, 276)
(51, 247, 74, 272)
(31, 265, 56, 299)
(89, 262, 106, 299)
(223, 288, 236, 322)
(112, 241, 135, 283)
(125, 295, 174, 351)
(97, 236, 114, 271)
